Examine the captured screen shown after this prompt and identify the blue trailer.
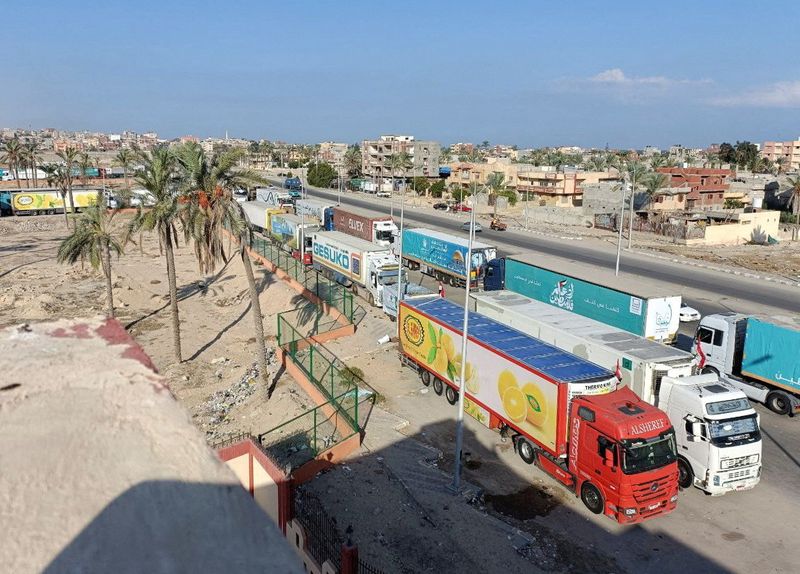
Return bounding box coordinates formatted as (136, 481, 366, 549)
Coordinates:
(401, 228, 497, 288)
(294, 199, 335, 230)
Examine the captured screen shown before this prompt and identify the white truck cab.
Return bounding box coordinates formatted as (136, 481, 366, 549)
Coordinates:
(659, 374, 761, 495)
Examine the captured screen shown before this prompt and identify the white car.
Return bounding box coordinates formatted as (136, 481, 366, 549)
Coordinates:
(376, 191, 391, 198)
(679, 303, 701, 322)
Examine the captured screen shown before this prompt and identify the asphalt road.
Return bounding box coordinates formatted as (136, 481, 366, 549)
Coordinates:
(297, 184, 798, 316)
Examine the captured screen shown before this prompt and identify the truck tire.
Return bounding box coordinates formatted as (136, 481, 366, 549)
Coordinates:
(517, 438, 537, 465)
(368, 292, 375, 306)
(701, 366, 719, 376)
(445, 385, 458, 405)
(580, 482, 605, 515)
(766, 390, 792, 416)
(433, 378, 444, 396)
(677, 458, 694, 489)
(420, 370, 431, 387)
(351, 284, 358, 297)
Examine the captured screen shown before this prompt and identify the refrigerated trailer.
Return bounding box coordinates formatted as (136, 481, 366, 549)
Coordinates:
(398, 297, 679, 523)
(401, 228, 497, 288)
(484, 254, 681, 343)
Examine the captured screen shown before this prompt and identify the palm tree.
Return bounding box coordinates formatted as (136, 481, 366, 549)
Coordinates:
(114, 148, 135, 189)
(343, 145, 362, 178)
(175, 143, 271, 380)
(78, 152, 92, 185)
(25, 142, 41, 187)
(56, 147, 80, 216)
(1, 138, 24, 188)
(639, 172, 670, 210)
(486, 171, 511, 217)
(57, 200, 124, 317)
(43, 163, 72, 228)
(385, 151, 412, 218)
(128, 147, 184, 362)
(787, 176, 800, 240)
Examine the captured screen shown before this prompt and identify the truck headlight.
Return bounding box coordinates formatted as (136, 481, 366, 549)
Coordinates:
(623, 508, 636, 516)
(747, 454, 760, 464)
(670, 494, 678, 503)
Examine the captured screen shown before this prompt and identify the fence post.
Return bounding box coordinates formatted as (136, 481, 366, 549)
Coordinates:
(354, 387, 359, 432)
(277, 315, 282, 346)
(340, 541, 358, 574)
(309, 345, 314, 381)
(313, 407, 317, 455)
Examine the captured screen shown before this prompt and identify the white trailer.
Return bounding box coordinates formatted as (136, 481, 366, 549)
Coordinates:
(311, 231, 403, 307)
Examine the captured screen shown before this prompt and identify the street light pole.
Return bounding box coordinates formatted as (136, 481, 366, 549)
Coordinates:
(397, 182, 406, 317)
(627, 163, 636, 249)
(615, 178, 629, 276)
(452, 200, 476, 493)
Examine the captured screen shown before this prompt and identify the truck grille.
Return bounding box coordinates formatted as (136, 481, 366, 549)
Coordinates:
(632, 476, 671, 504)
(726, 468, 755, 481)
(724, 456, 751, 470)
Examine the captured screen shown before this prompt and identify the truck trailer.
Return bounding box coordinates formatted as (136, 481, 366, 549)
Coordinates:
(484, 254, 681, 343)
(0, 188, 106, 215)
(294, 198, 335, 230)
(255, 187, 294, 208)
(269, 212, 317, 252)
(472, 290, 761, 495)
(241, 201, 287, 234)
(311, 231, 403, 307)
(694, 313, 800, 416)
(401, 228, 497, 288)
(332, 205, 398, 246)
(399, 297, 679, 523)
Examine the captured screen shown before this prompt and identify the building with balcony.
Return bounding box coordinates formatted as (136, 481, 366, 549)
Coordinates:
(318, 141, 348, 168)
(362, 135, 441, 182)
(516, 169, 619, 208)
(655, 167, 734, 211)
(761, 138, 800, 172)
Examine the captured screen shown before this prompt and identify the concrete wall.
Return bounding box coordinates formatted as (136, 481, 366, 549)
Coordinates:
(253, 462, 279, 524)
(523, 206, 591, 226)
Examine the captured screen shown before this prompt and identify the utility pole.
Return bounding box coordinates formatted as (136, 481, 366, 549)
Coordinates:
(627, 163, 636, 249)
(452, 200, 476, 493)
(615, 178, 629, 276)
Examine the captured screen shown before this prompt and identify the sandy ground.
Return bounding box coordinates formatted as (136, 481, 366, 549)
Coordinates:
(0, 214, 314, 442)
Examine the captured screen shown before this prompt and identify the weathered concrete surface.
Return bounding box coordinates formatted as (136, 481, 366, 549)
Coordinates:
(0, 317, 303, 574)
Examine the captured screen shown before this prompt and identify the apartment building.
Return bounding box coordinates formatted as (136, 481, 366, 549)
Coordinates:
(318, 142, 348, 168)
(361, 135, 441, 181)
(761, 138, 800, 172)
(655, 167, 734, 211)
(516, 169, 618, 208)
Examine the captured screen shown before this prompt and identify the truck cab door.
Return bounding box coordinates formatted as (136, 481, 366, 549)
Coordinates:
(696, 326, 722, 370)
(580, 426, 618, 501)
(682, 415, 708, 478)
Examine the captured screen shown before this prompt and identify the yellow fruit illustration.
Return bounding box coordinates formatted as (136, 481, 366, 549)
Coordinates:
(502, 386, 527, 424)
(521, 383, 547, 427)
(453, 354, 479, 393)
(432, 347, 449, 375)
(498, 370, 518, 398)
(440, 334, 456, 361)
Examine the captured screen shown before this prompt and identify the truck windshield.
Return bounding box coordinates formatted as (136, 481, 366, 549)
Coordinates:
(620, 431, 677, 475)
(706, 414, 760, 447)
(379, 270, 406, 285)
(376, 230, 394, 242)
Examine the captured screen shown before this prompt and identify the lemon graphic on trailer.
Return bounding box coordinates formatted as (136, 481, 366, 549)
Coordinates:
(441, 335, 456, 362)
(498, 370, 518, 397)
(521, 383, 547, 427)
(502, 386, 527, 424)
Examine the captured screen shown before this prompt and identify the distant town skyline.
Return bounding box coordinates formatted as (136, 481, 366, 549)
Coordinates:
(2, 1, 799, 148)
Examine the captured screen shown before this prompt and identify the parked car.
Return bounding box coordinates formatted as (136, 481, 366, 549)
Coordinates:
(452, 203, 472, 212)
(461, 221, 483, 232)
(376, 191, 391, 198)
(433, 202, 449, 211)
(679, 303, 701, 322)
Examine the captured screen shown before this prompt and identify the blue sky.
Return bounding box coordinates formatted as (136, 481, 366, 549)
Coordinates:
(3, 1, 799, 148)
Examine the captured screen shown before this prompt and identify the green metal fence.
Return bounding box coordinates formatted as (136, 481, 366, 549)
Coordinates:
(257, 388, 361, 471)
(251, 234, 354, 322)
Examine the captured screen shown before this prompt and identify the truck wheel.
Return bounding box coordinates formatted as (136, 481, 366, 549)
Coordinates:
(420, 370, 431, 387)
(517, 438, 537, 465)
(433, 378, 444, 396)
(677, 458, 694, 489)
(445, 385, 458, 405)
(368, 292, 375, 306)
(351, 284, 358, 297)
(701, 366, 719, 376)
(766, 391, 792, 416)
(580, 483, 605, 515)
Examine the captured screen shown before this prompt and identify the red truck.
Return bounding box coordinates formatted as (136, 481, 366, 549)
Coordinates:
(332, 205, 398, 247)
(398, 296, 679, 523)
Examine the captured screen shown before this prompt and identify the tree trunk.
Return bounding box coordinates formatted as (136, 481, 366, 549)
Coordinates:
(124, 167, 129, 190)
(14, 164, 20, 189)
(102, 238, 115, 318)
(67, 179, 76, 224)
(61, 193, 69, 228)
(164, 227, 183, 362)
(241, 244, 269, 383)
